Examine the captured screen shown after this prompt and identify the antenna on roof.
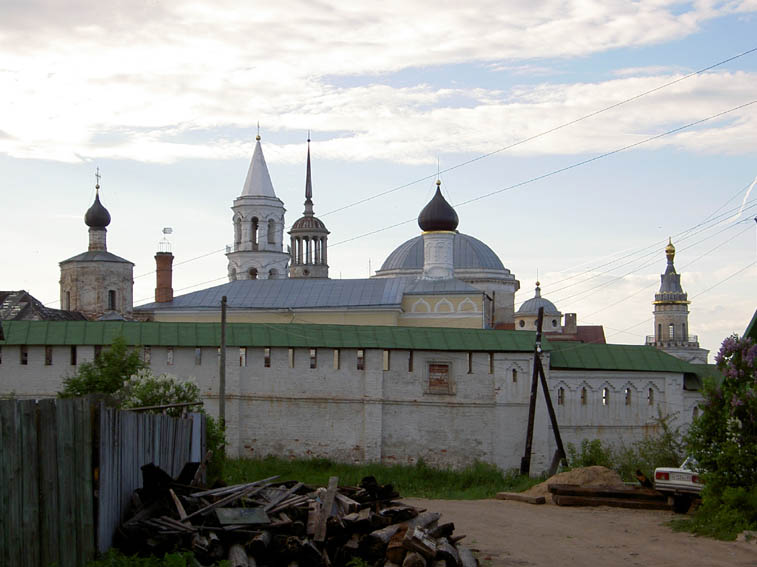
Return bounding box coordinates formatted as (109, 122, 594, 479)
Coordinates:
(159, 227, 173, 253)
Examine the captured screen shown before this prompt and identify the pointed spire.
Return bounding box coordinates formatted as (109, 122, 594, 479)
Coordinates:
(241, 134, 276, 198)
(305, 134, 312, 201)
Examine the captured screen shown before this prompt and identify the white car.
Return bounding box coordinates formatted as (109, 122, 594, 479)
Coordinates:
(654, 456, 703, 512)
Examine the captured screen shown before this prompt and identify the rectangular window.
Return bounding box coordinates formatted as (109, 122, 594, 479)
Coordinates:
(648, 388, 654, 406)
(428, 362, 451, 394)
(194, 347, 202, 366)
(70, 346, 77, 366)
(581, 387, 587, 405)
(333, 349, 340, 370)
(408, 350, 413, 372)
(512, 368, 518, 383)
(264, 347, 271, 368)
(167, 347, 175, 366)
(143, 346, 151, 364)
(625, 387, 632, 406)
(488, 353, 494, 375)
(602, 387, 609, 406)
(557, 387, 565, 405)
(108, 289, 116, 311)
(467, 352, 473, 374)
(239, 347, 247, 367)
(288, 348, 295, 368)
(45, 346, 53, 366)
(20, 346, 28, 365)
(309, 348, 317, 369)
(65, 291, 71, 310)
(356, 349, 365, 371)
(383, 350, 390, 371)
(94, 345, 103, 360)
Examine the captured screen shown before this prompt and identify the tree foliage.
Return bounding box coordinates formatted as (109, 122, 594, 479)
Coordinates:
(687, 334, 757, 494)
(120, 369, 202, 417)
(60, 336, 145, 398)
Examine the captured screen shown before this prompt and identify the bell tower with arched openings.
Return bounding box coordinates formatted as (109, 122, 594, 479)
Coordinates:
(226, 133, 289, 280)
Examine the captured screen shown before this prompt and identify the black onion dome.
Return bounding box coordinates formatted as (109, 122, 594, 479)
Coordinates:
(418, 185, 459, 231)
(84, 193, 111, 228)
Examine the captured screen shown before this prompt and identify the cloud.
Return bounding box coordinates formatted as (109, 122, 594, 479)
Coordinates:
(0, 1, 755, 164)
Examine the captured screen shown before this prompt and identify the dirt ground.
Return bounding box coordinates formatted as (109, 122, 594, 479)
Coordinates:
(403, 498, 757, 567)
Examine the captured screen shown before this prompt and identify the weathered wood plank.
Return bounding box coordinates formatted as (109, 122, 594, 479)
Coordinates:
(19, 399, 41, 567)
(548, 484, 666, 501)
(495, 492, 546, 504)
(314, 476, 339, 543)
(57, 398, 78, 567)
(552, 494, 673, 510)
(0, 400, 15, 567)
(5, 400, 23, 567)
(75, 398, 95, 563)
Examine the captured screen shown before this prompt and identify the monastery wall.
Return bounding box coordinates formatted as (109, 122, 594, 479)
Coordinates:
(0, 343, 698, 473)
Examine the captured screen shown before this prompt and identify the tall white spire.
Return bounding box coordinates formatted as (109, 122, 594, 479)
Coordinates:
(241, 136, 276, 198)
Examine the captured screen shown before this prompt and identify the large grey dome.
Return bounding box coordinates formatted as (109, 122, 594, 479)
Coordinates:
(376, 233, 507, 274)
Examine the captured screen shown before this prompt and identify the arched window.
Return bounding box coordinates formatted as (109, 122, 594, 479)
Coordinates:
(648, 387, 654, 405)
(108, 290, 116, 311)
(234, 216, 241, 248)
(557, 387, 565, 405)
(65, 291, 71, 310)
(269, 269, 276, 279)
(668, 323, 675, 339)
(249, 268, 258, 279)
(251, 217, 259, 250)
(657, 323, 662, 340)
(682, 323, 686, 341)
(581, 387, 587, 405)
(602, 387, 609, 406)
(267, 219, 276, 244)
(624, 387, 631, 405)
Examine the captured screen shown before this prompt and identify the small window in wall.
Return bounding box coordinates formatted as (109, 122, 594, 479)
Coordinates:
(288, 348, 295, 368)
(488, 353, 494, 375)
(333, 349, 340, 370)
(648, 387, 654, 405)
(557, 387, 565, 405)
(70, 346, 77, 366)
(239, 347, 247, 367)
(20, 345, 28, 365)
(45, 346, 53, 366)
(310, 348, 317, 369)
(408, 351, 413, 372)
(356, 349, 365, 371)
(581, 387, 587, 405)
(267, 219, 276, 244)
(108, 289, 116, 311)
(624, 387, 632, 406)
(94, 345, 102, 360)
(428, 362, 452, 394)
(194, 348, 202, 366)
(144, 346, 151, 364)
(383, 350, 390, 371)
(512, 368, 518, 383)
(65, 291, 71, 310)
(519, 320, 525, 328)
(264, 347, 271, 368)
(551, 319, 557, 328)
(602, 387, 609, 406)
(467, 352, 473, 374)
(668, 323, 675, 339)
(167, 347, 175, 366)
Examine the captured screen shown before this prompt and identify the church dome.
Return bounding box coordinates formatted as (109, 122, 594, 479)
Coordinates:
(377, 232, 507, 274)
(516, 282, 560, 315)
(418, 182, 459, 232)
(291, 215, 328, 231)
(84, 193, 111, 228)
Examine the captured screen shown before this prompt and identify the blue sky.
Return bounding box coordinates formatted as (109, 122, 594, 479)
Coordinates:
(1, 0, 756, 357)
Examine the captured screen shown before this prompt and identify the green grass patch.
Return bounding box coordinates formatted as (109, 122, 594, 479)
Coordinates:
(669, 486, 757, 540)
(223, 456, 543, 499)
(86, 550, 228, 566)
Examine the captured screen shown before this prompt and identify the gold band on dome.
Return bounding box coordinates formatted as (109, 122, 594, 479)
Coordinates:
(421, 230, 456, 235)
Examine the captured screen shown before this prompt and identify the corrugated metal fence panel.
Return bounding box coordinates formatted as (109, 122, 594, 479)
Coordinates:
(96, 407, 205, 553)
(0, 398, 95, 567)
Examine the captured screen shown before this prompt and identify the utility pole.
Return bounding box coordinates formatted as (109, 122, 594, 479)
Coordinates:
(219, 295, 227, 425)
(520, 306, 568, 476)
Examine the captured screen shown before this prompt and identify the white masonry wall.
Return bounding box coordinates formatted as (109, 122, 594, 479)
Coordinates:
(0, 344, 698, 473)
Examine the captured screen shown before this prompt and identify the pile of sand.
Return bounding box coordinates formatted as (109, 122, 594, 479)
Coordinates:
(524, 466, 624, 503)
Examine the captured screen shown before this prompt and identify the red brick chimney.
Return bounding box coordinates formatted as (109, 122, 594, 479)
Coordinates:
(155, 252, 174, 302)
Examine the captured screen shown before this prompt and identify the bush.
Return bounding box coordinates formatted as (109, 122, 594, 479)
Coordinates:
(567, 439, 614, 469)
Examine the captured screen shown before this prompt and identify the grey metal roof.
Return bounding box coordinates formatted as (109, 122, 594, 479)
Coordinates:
(377, 233, 507, 273)
(137, 277, 417, 311)
(404, 278, 480, 295)
(60, 250, 133, 264)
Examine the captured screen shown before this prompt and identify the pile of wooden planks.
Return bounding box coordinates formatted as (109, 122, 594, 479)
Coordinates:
(115, 464, 478, 567)
(548, 484, 672, 510)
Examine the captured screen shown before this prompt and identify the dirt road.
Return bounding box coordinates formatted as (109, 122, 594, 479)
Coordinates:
(403, 498, 757, 567)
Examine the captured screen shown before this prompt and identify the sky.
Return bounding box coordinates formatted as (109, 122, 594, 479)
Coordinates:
(1, 0, 756, 359)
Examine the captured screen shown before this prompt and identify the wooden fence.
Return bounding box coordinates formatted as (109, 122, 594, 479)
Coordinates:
(0, 398, 205, 566)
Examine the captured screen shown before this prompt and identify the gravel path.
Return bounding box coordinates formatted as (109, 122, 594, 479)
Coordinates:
(403, 498, 757, 567)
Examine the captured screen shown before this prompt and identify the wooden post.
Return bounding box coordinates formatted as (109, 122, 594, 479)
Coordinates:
(219, 295, 227, 425)
(538, 356, 568, 475)
(520, 307, 544, 476)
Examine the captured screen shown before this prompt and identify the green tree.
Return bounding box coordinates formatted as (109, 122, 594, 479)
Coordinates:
(120, 369, 202, 417)
(59, 336, 145, 398)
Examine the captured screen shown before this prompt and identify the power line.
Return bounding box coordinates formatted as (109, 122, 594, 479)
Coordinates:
(331, 99, 757, 247)
(319, 46, 757, 219)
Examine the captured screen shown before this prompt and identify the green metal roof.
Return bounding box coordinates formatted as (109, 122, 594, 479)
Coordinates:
(548, 341, 698, 373)
(0, 321, 538, 352)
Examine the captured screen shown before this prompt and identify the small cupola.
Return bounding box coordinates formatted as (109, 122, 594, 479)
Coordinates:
(418, 180, 459, 232)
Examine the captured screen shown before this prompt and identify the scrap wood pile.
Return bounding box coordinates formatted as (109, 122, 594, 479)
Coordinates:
(116, 463, 478, 567)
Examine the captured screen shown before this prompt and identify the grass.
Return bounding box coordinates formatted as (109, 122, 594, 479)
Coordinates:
(223, 456, 544, 499)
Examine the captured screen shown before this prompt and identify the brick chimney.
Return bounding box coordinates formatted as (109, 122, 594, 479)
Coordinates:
(155, 252, 174, 302)
(564, 313, 577, 335)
